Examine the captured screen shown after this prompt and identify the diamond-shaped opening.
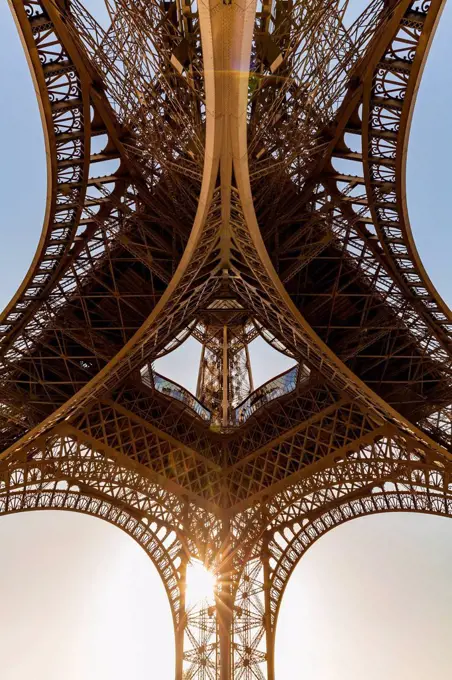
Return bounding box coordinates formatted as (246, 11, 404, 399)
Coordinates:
(143, 328, 304, 427)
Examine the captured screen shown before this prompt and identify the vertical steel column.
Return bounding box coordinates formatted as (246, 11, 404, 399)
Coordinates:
(176, 502, 189, 680)
(175, 551, 188, 680)
(222, 325, 229, 426)
(196, 342, 206, 399)
(262, 504, 275, 680)
(262, 531, 275, 680)
(245, 342, 254, 394)
(217, 582, 233, 680)
(217, 519, 233, 680)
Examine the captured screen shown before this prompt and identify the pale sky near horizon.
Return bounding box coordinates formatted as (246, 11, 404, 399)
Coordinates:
(1, 0, 452, 678)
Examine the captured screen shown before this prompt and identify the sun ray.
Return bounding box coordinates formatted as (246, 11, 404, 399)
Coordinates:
(185, 559, 217, 608)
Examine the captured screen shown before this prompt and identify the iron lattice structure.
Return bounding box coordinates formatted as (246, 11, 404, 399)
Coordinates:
(2, 0, 452, 676)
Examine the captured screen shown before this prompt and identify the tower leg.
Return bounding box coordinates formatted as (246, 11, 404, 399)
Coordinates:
(175, 553, 187, 680)
(218, 593, 233, 680)
(263, 537, 275, 680)
(217, 520, 233, 679)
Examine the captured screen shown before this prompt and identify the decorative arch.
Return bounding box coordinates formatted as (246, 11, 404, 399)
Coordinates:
(268, 471, 452, 634)
(273, 504, 452, 679)
(0, 431, 185, 628)
(0, 500, 178, 679)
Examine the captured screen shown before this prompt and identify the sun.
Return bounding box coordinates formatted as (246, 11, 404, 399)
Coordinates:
(185, 559, 216, 608)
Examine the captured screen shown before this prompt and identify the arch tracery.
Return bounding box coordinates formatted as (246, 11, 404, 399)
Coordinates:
(1, 0, 452, 677)
(266, 448, 452, 627)
(0, 432, 185, 627)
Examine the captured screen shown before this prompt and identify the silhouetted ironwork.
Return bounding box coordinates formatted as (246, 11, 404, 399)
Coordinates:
(1, 0, 451, 676)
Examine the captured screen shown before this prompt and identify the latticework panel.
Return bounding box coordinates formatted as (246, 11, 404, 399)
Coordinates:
(2, 0, 452, 677)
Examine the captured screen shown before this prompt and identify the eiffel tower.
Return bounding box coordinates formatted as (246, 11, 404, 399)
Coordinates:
(3, 0, 452, 676)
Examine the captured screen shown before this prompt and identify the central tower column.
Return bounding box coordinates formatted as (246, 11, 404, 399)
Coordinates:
(193, 0, 258, 673)
(222, 325, 229, 426)
(195, 304, 254, 425)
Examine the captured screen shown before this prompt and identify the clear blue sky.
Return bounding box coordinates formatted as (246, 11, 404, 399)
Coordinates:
(1, 1, 452, 678)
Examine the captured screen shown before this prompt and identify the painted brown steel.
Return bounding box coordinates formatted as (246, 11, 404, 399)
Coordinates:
(2, 0, 90, 349)
(362, 0, 452, 354)
(1, 0, 452, 677)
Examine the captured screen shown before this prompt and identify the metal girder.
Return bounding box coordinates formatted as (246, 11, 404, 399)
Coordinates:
(69, 397, 223, 509)
(2, 0, 452, 678)
(0, 0, 196, 437)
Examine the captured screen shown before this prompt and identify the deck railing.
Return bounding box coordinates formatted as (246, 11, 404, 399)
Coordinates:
(233, 364, 309, 424)
(141, 365, 212, 421)
(142, 362, 309, 426)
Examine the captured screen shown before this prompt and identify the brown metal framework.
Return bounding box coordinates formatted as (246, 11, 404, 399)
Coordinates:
(2, 0, 452, 676)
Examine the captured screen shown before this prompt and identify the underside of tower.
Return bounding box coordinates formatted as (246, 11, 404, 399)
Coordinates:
(1, 0, 452, 675)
